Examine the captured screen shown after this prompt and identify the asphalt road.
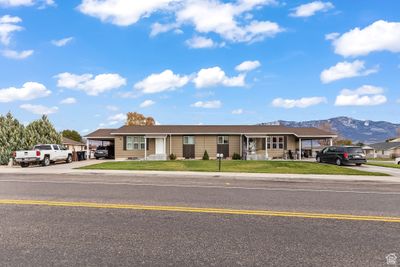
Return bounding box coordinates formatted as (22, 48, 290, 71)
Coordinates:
(0, 173, 399, 266)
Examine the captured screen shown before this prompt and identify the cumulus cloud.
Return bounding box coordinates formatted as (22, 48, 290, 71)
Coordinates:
(232, 108, 243, 114)
(185, 36, 215, 48)
(0, 82, 51, 102)
(107, 113, 126, 125)
(0, 0, 54, 7)
(335, 85, 387, 106)
(55, 72, 127, 96)
(272, 97, 327, 108)
(320, 60, 378, 84)
(0, 15, 23, 45)
(78, 0, 178, 26)
(60, 97, 77, 104)
(20, 104, 58, 115)
(139, 99, 155, 108)
(134, 70, 189, 94)
(290, 1, 334, 17)
(78, 0, 282, 44)
(191, 100, 222, 109)
(235, 60, 261, 72)
(330, 20, 400, 57)
(2, 49, 33, 59)
(52, 37, 74, 47)
(193, 67, 245, 88)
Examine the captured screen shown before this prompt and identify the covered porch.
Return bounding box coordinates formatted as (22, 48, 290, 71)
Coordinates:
(144, 135, 168, 161)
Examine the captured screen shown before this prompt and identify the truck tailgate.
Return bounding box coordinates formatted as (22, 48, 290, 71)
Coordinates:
(16, 151, 37, 159)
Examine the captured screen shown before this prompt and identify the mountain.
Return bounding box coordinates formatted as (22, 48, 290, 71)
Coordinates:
(261, 116, 400, 144)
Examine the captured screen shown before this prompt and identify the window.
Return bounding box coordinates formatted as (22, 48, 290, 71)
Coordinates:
(266, 136, 285, 150)
(126, 136, 145, 150)
(52, 145, 59, 150)
(218, 136, 229, 144)
(183, 136, 195, 145)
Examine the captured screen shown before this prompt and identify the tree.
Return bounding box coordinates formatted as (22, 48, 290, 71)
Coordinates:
(335, 139, 353, 146)
(0, 112, 25, 165)
(126, 112, 155, 126)
(62, 129, 82, 142)
(25, 115, 62, 149)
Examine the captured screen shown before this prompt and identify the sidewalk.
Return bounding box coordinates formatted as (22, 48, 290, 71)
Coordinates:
(1, 161, 399, 184)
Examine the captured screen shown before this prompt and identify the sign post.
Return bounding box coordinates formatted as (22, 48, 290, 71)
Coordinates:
(216, 153, 223, 172)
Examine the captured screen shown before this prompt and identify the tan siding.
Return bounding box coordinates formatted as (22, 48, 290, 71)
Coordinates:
(194, 136, 217, 159)
(229, 135, 240, 157)
(148, 139, 155, 155)
(171, 135, 183, 158)
(286, 135, 297, 151)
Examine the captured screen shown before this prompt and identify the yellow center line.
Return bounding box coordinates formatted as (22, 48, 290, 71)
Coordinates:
(0, 199, 399, 223)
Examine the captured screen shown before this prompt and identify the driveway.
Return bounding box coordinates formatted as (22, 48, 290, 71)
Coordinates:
(347, 164, 400, 177)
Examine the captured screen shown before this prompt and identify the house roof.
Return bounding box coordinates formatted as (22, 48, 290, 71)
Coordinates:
(369, 142, 400, 151)
(106, 125, 336, 138)
(62, 136, 85, 146)
(84, 128, 115, 139)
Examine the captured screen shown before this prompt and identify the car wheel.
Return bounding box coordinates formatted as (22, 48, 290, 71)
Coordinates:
(316, 156, 321, 163)
(42, 156, 50, 167)
(66, 154, 72, 163)
(356, 163, 362, 166)
(20, 162, 29, 168)
(336, 158, 342, 166)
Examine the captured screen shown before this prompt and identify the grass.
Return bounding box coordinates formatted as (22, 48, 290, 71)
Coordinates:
(367, 162, 400, 169)
(80, 160, 388, 176)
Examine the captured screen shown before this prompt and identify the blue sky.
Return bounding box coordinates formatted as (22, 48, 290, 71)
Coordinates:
(0, 0, 399, 134)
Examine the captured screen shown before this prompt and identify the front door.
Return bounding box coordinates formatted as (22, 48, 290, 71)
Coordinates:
(155, 138, 165, 154)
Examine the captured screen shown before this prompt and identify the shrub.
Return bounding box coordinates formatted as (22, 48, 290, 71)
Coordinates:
(169, 153, 177, 160)
(202, 150, 209, 160)
(232, 153, 241, 160)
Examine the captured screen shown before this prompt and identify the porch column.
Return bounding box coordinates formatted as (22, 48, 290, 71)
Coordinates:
(169, 134, 172, 156)
(239, 134, 242, 159)
(86, 139, 90, 159)
(246, 136, 249, 160)
(144, 137, 147, 160)
(329, 138, 333, 146)
(311, 139, 313, 157)
(299, 138, 302, 160)
(164, 137, 167, 157)
(265, 136, 269, 160)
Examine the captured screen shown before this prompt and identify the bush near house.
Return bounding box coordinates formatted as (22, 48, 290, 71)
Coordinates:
(202, 150, 209, 160)
(169, 153, 177, 160)
(232, 153, 241, 160)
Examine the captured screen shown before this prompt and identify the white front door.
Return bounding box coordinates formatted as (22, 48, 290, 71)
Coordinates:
(155, 138, 165, 154)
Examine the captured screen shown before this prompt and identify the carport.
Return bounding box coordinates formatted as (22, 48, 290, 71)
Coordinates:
(84, 129, 115, 159)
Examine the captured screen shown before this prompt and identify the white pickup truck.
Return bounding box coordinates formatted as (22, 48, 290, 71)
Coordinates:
(14, 144, 73, 167)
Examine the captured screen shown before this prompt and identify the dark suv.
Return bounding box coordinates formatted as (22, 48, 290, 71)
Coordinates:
(94, 145, 115, 159)
(316, 146, 367, 166)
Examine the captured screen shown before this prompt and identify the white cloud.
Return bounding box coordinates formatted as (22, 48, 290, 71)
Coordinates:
(55, 72, 127, 96)
(0, 82, 51, 102)
(320, 60, 378, 84)
(331, 20, 400, 57)
(52, 37, 74, 47)
(0, 15, 23, 45)
(325, 32, 339, 40)
(0, 0, 54, 7)
(139, 99, 155, 108)
(78, 0, 178, 26)
(335, 85, 387, 106)
(272, 97, 327, 108)
(290, 1, 334, 18)
(191, 100, 222, 109)
(134, 69, 189, 94)
(235, 60, 261, 72)
(2, 49, 33, 59)
(78, 0, 282, 44)
(20, 104, 58, 115)
(232, 108, 243, 114)
(106, 105, 119, 111)
(185, 36, 215, 48)
(107, 113, 126, 125)
(193, 66, 245, 88)
(60, 97, 77, 104)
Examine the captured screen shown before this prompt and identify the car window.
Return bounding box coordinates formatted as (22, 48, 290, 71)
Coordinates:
(347, 147, 363, 154)
(328, 147, 337, 153)
(53, 145, 59, 150)
(34, 145, 52, 150)
(97, 146, 106, 150)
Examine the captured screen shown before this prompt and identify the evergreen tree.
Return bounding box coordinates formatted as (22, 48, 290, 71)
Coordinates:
(25, 115, 62, 149)
(0, 112, 25, 165)
(62, 129, 82, 142)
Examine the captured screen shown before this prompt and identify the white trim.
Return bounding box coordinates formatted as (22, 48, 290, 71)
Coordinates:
(110, 132, 337, 138)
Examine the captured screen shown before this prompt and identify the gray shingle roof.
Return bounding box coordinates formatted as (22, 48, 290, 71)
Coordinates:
(369, 142, 400, 151)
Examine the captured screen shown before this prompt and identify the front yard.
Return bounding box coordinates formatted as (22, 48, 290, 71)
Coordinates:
(80, 160, 388, 176)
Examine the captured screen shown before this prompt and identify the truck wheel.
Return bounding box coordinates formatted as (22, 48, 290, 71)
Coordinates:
(42, 156, 50, 167)
(66, 154, 72, 163)
(336, 158, 342, 166)
(21, 162, 29, 168)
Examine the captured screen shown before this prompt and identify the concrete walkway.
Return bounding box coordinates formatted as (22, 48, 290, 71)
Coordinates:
(1, 160, 400, 184)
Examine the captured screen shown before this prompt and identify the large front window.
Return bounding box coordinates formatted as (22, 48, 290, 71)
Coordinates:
(266, 136, 284, 149)
(183, 136, 195, 145)
(126, 136, 145, 150)
(218, 136, 229, 144)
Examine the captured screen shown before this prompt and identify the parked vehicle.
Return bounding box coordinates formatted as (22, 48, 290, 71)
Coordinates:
(396, 157, 400, 165)
(316, 146, 367, 166)
(94, 145, 114, 159)
(14, 144, 73, 167)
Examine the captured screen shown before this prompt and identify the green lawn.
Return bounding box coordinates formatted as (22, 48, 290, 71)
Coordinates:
(80, 160, 388, 176)
(367, 162, 400, 169)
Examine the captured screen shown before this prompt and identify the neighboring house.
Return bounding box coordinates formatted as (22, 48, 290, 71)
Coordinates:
(62, 137, 86, 152)
(369, 142, 400, 159)
(362, 145, 375, 158)
(85, 125, 336, 161)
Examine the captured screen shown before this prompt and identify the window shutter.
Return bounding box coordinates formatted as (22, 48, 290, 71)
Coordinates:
(284, 136, 288, 150)
(123, 136, 126, 151)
